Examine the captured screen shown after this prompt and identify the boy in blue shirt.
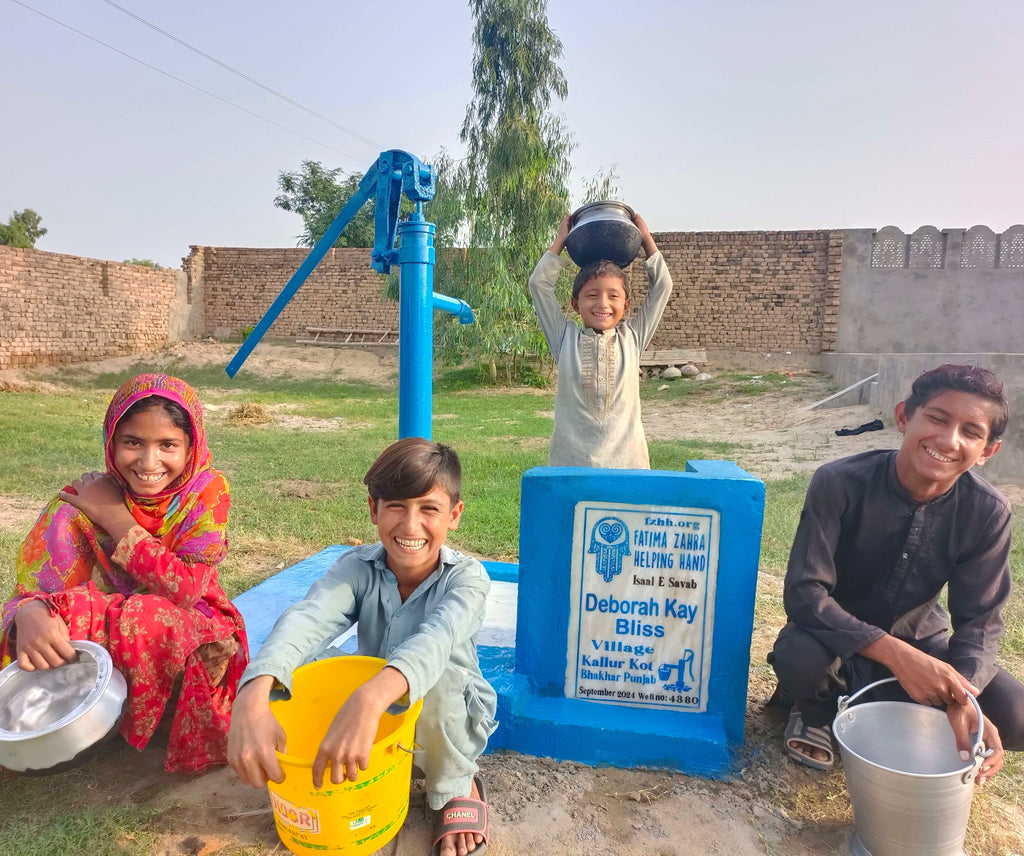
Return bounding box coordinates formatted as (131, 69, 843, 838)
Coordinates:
(228, 438, 496, 856)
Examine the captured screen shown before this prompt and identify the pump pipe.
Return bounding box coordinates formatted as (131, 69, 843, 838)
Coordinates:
(226, 169, 377, 379)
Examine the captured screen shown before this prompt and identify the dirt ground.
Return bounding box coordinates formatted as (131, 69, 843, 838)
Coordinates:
(1, 343, 1019, 856)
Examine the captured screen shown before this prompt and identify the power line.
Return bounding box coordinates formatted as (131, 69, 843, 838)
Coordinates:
(11, 0, 368, 165)
(99, 0, 387, 152)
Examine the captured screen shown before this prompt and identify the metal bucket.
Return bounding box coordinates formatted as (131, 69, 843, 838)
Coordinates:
(833, 677, 987, 856)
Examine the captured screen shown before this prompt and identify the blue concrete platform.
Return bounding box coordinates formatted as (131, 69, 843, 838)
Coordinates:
(233, 546, 519, 654)
(490, 464, 764, 777)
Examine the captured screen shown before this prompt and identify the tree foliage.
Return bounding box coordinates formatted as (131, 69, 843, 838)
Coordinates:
(123, 258, 163, 269)
(274, 161, 376, 248)
(432, 0, 574, 383)
(0, 209, 47, 248)
(580, 165, 621, 207)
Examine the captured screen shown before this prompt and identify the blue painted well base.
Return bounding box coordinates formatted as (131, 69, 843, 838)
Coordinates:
(234, 546, 349, 652)
(236, 549, 730, 774)
(480, 647, 731, 776)
(235, 457, 763, 782)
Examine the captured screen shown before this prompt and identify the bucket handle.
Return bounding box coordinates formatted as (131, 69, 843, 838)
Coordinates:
(398, 741, 424, 756)
(836, 676, 990, 782)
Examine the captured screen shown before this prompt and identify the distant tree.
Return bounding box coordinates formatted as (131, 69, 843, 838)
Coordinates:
(0, 209, 47, 248)
(433, 0, 574, 383)
(123, 258, 163, 269)
(274, 161, 376, 248)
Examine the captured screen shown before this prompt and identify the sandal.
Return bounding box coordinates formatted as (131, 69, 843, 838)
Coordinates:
(784, 708, 834, 770)
(431, 775, 488, 855)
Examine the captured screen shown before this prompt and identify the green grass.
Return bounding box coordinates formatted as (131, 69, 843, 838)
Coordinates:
(0, 799, 160, 856)
(759, 476, 812, 575)
(3, 367, 1022, 660)
(1, 363, 1022, 853)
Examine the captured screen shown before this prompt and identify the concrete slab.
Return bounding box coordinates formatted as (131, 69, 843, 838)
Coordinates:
(233, 546, 519, 655)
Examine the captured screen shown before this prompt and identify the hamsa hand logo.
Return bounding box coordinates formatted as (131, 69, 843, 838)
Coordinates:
(589, 516, 630, 582)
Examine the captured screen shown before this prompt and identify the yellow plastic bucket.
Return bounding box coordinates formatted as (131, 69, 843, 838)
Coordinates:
(267, 655, 423, 855)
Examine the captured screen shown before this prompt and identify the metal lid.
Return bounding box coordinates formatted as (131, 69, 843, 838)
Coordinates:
(0, 640, 115, 740)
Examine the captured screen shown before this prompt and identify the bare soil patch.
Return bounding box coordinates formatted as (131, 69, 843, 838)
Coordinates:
(0, 496, 44, 534)
(644, 382, 895, 483)
(1, 344, 1019, 856)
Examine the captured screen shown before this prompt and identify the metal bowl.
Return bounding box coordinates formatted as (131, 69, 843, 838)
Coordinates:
(0, 639, 127, 773)
(564, 200, 642, 268)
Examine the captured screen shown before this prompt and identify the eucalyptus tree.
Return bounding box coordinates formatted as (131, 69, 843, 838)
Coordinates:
(433, 0, 574, 383)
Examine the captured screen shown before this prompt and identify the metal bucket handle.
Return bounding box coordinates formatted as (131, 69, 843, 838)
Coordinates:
(836, 676, 990, 783)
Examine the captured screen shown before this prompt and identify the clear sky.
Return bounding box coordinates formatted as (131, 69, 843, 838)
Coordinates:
(3, 0, 1022, 268)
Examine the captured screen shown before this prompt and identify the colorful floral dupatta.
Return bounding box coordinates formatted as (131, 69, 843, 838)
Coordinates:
(1, 374, 248, 772)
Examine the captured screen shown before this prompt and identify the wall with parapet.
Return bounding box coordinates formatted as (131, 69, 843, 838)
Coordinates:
(822, 224, 1024, 486)
(5, 225, 1019, 373)
(835, 225, 1024, 354)
(0, 245, 187, 370)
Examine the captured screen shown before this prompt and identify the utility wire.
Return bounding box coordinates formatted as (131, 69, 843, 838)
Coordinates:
(99, 0, 387, 152)
(11, 0, 367, 164)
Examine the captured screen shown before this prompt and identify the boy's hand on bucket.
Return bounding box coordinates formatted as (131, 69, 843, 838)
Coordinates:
(977, 716, 1004, 784)
(228, 677, 287, 787)
(313, 695, 377, 788)
(947, 703, 1005, 785)
(312, 666, 410, 790)
(866, 637, 977, 707)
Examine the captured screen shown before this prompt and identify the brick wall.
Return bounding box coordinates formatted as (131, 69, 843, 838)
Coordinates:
(1, 231, 841, 369)
(624, 230, 837, 352)
(191, 231, 840, 350)
(0, 246, 180, 369)
(189, 245, 399, 339)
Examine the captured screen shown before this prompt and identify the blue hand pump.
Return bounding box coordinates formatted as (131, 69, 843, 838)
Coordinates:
(226, 150, 474, 440)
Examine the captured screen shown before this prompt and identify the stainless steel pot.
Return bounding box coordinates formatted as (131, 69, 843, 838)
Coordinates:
(0, 639, 127, 773)
(564, 200, 642, 268)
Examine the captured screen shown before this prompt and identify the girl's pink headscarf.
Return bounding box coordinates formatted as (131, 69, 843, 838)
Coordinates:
(103, 373, 212, 505)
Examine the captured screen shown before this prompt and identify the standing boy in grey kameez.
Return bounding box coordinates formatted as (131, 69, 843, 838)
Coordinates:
(529, 212, 673, 468)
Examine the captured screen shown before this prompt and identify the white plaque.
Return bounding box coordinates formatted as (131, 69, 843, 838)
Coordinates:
(565, 501, 720, 711)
